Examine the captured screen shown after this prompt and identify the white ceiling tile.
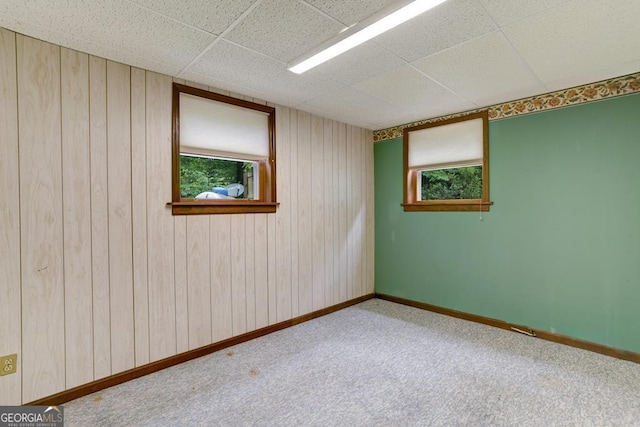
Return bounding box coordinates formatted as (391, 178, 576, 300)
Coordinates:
(302, 86, 412, 129)
(354, 64, 475, 117)
(0, 14, 184, 76)
(502, 0, 640, 86)
(545, 59, 640, 93)
(295, 103, 374, 129)
(304, 0, 400, 26)
(306, 41, 407, 86)
(252, 76, 348, 106)
(0, 0, 215, 68)
(186, 40, 345, 105)
(2, 0, 640, 130)
(129, 0, 258, 35)
(374, 0, 497, 62)
(224, 0, 345, 63)
(186, 39, 286, 84)
(413, 31, 547, 106)
(68, 35, 184, 76)
(478, 0, 571, 27)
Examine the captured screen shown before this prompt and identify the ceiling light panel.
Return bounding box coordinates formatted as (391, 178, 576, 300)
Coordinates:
(289, 0, 449, 74)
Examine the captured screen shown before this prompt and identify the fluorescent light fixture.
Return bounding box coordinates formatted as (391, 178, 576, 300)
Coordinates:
(288, 0, 448, 74)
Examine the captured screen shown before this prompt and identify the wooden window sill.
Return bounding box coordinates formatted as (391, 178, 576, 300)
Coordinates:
(402, 200, 493, 212)
(168, 201, 279, 215)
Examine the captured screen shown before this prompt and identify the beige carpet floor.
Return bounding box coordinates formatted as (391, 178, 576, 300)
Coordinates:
(64, 299, 640, 426)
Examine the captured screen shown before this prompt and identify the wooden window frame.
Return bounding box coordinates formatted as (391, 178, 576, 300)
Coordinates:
(171, 83, 277, 215)
(402, 111, 493, 212)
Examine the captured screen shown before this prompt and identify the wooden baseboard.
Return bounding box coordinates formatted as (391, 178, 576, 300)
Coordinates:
(376, 293, 640, 364)
(28, 293, 375, 406)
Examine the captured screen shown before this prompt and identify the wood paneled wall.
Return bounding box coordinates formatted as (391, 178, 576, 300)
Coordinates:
(0, 28, 374, 404)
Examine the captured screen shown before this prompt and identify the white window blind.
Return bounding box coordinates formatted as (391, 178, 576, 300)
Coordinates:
(179, 92, 270, 161)
(408, 117, 483, 171)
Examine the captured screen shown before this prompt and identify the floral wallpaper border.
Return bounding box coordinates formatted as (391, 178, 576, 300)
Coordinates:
(373, 72, 640, 142)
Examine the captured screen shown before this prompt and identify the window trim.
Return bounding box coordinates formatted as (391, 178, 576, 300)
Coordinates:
(171, 83, 277, 215)
(402, 110, 492, 212)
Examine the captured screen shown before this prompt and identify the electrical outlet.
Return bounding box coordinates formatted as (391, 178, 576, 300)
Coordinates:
(0, 354, 17, 376)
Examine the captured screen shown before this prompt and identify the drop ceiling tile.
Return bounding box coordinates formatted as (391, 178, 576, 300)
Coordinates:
(478, 0, 570, 27)
(252, 76, 347, 107)
(304, 0, 400, 26)
(306, 41, 407, 86)
(0, 14, 184, 76)
(184, 40, 286, 85)
(502, 0, 640, 86)
(354, 64, 475, 117)
(182, 68, 344, 109)
(223, 0, 345, 63)
(67, 34, 185, 76)
(302, 86, 412, 129)
(0, 0, 215, 68)
(294, 103, 372, 128)
(3, 0, 638, 132)
(545, 59, 640, 93)
(374, 0, 496, 62)
(178, 70, 268, 100)
(413, 31, 547, 107)
(185, 39, 345, 105)
(129, 0, 257, 35)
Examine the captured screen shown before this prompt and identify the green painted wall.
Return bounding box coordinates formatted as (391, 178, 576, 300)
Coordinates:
(375, 93, 640, 353)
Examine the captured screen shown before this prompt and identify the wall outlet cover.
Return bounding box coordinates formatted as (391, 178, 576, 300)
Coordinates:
(0, 354, 18, 376)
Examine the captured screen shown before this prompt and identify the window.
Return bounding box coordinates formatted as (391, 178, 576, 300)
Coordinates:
(171, 83, 277, 215)
(402, 111, 492, 212)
